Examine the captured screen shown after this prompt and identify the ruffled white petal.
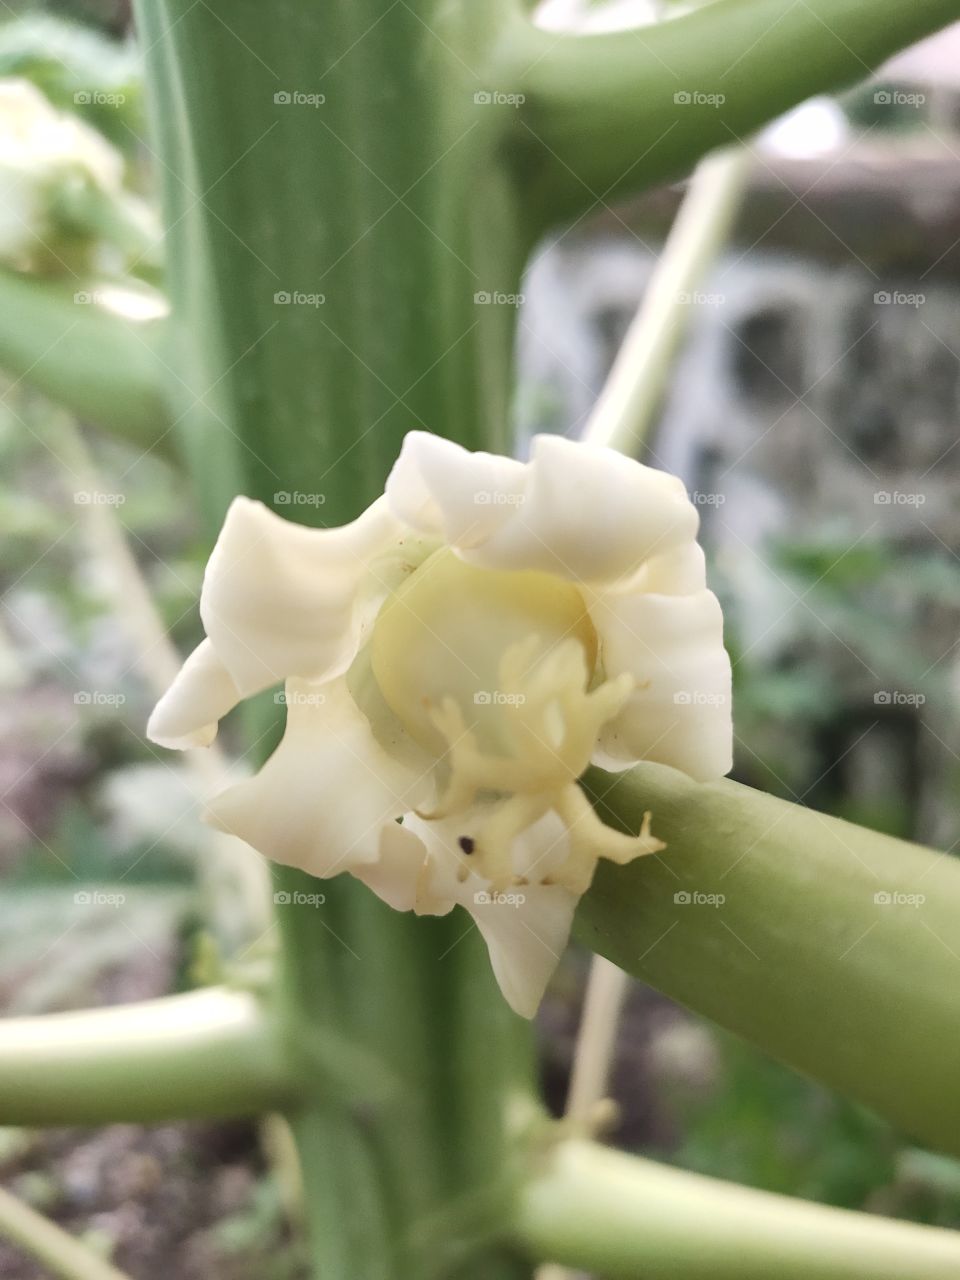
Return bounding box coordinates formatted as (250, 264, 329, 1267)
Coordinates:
(200, 494, 402, 698)
(387, 431, 699, 585)
(146, 639, 241, 749)
(352, 821, 435, 913)
(591, 588, 732, 780)
(385, 431, 527, 548)
(401, 809, 577, 1018)
(205, 677, 429, 878)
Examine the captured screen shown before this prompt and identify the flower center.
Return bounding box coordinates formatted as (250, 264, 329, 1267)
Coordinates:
(369, 547, 599, 755)
(369, 548, 664, 892)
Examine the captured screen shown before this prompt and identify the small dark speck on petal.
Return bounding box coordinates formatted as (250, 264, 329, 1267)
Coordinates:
(458, 836, 475, 855)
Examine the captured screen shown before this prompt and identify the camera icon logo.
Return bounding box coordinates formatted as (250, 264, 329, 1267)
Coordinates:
(674, 891, 691, 905)
(474, 91, 492, 105)
(274, 291, 291, 304)
(474, 691, 492, 705)
(673, 690, 692, 705)
(474, 291, 491, 304)
(874, 690, 891, 705)
(874, 291, 891, 305)
(274, 91, 291, 104)
(674, 91, 692, 105)
(874, 891, 892, 905)
(874, 90, 892, 105)
(74, 890, 92, 904)
(73, 90, 92, 105)
(273, 891, 292, 904)
(274, 490, 292, 503)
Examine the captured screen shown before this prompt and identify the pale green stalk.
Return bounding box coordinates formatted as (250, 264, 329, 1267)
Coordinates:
(0, 1185, 134, 1280)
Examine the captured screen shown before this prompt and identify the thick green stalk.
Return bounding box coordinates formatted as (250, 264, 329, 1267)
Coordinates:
(510, 0, 960, 226)
(133, 3, 537, 1276)
(518, 1139, 960, 1279)
(578, 764, 960, 1154)
(0, 988, 294, 1124)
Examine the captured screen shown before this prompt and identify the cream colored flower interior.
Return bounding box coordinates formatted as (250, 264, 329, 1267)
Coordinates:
(148, 431, 732, 1017)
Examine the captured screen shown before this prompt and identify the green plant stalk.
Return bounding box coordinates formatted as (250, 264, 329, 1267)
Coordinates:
(133, 2, 537, 1276)
(0, 1184, 134, 1280)
(517, 1138, 960, 1279)
(578, 764, 960, 1154)
(512, 0, 960, 226)
(0, 988, 294, 1124)
(0, 269, 170, 453)
(583, 146, 750, 454)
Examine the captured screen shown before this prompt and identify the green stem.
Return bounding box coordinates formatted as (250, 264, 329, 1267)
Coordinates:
(583, 146, 750, 453)
(578, 764, 960, 1154)
(134, 3, 538, 1274)
(518, 1138, 960, 1279)
(0, 987, 295, 1124)
(511, 0, 960, 226)
(0, 1185, 133, 1280)
(0, 270, 171, 453)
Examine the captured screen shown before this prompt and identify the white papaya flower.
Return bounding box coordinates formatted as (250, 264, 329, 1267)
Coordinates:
(149, 432, 732, 1016)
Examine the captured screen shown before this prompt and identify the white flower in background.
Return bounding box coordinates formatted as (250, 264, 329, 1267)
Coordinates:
(0, 78, 153, 270)
(149, 432, 732, 1016)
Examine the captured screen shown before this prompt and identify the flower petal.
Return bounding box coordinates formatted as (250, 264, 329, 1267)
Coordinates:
(200, 494, 401, 698)
(385, 430, 527, 548)
(470, 882, 577, 1019)
(398, 433, 697, 584)
(468, 435, 699, 582)
(351, 821, 435, 913)
(591, 588, 732, 780)
(402, 809, 577, 1018)
(146, 639, 241, 749)
(205, 677, 429, 878)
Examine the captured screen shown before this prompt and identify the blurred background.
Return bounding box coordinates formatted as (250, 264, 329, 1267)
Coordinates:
(1, 0, 959, 1276)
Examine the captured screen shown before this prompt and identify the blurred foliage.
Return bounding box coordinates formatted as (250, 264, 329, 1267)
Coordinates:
(660, 1022, 960, 1229)
(0, 16, 144, 152)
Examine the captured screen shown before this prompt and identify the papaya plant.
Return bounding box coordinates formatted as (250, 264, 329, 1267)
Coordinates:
(2, 2, 960, 1278)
